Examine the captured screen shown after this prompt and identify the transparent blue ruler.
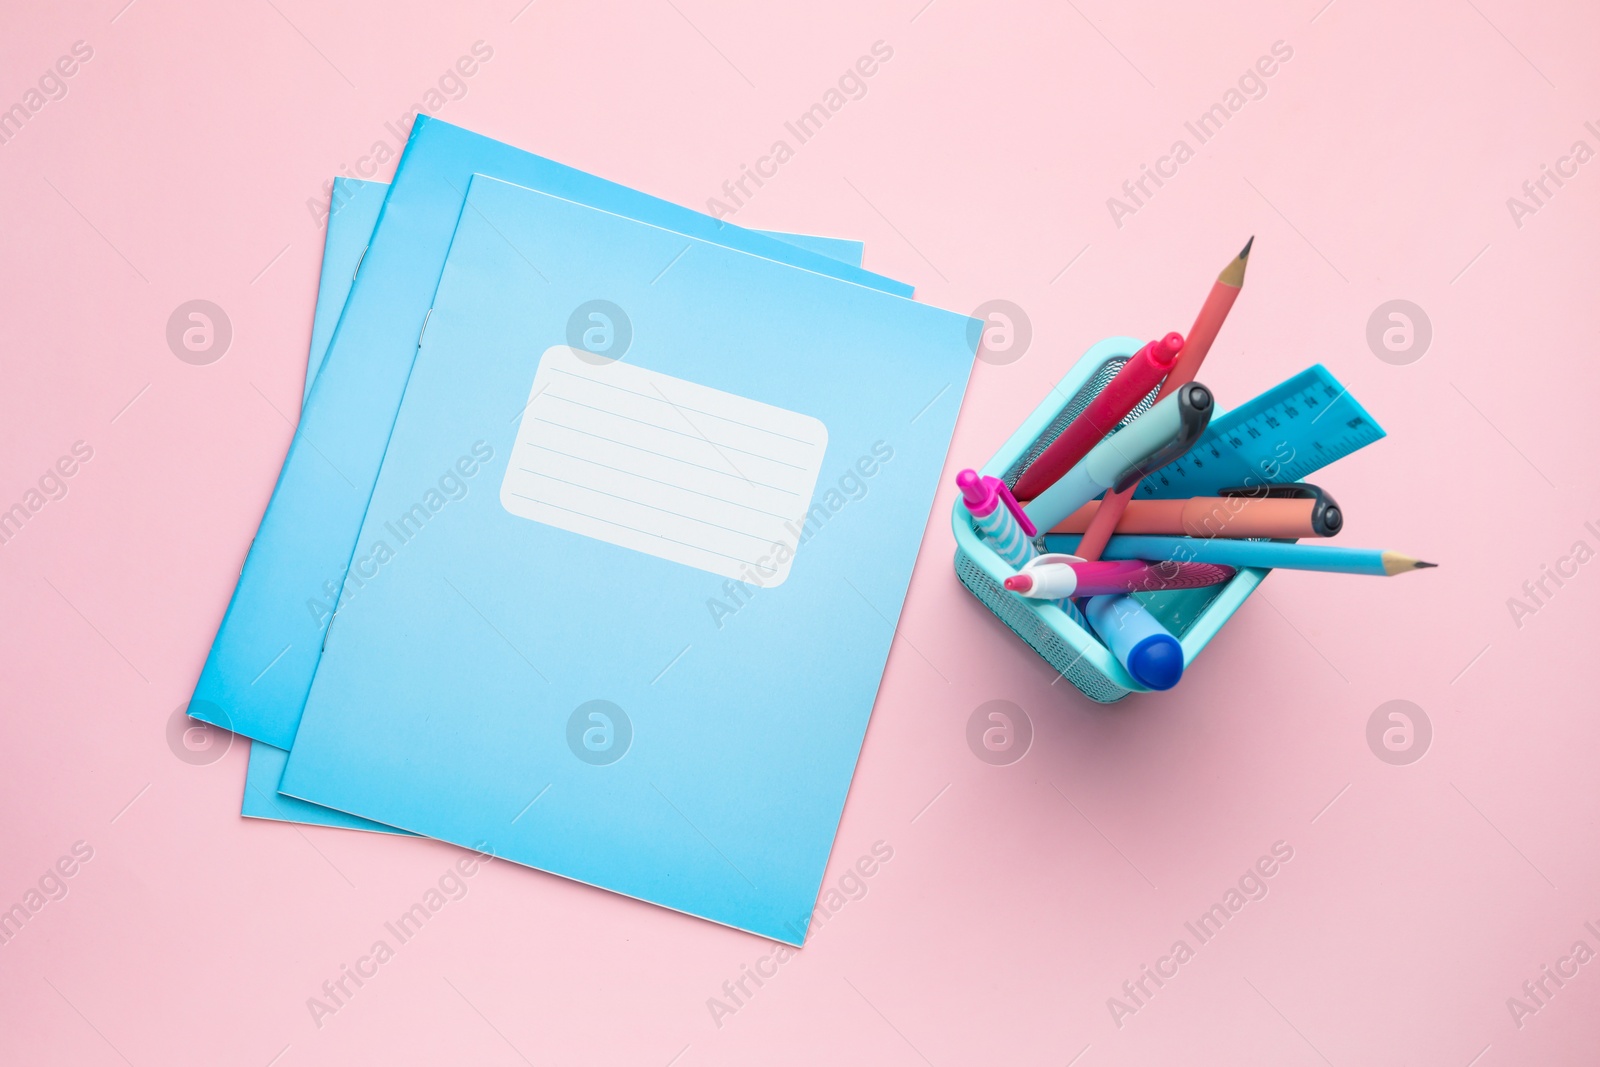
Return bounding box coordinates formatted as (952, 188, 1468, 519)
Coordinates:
(1132, 364, 1385, 499)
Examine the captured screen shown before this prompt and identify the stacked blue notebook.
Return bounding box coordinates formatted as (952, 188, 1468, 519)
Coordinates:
(196, 117, 978, 943)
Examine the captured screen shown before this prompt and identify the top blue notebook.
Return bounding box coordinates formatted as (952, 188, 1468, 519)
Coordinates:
(280, 175, 977, 942)
(248, 173, 872, 836)
(190, 117, 910, 749)
(302, 178, 866, 405)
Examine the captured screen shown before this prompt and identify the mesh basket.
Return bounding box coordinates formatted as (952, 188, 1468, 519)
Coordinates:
(952, 337, 1268, 702)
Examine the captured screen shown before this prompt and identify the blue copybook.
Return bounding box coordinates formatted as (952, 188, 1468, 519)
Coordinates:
(280, 175, 977, 941)
(244, 178, 411, 834)
(190, 116, 909, 751)
(301, 182, 863, 405)
(244, 175, 870, 834)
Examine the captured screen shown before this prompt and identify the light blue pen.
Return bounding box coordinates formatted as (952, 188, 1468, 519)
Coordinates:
(1023, 383, 1214, 531)
(957, 469, 1087, 626)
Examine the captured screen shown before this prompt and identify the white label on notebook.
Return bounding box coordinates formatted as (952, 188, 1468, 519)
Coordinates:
(501, 346, 828, 585)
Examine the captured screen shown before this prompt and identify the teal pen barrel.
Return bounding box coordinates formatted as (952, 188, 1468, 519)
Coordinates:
(1023, 465, 1101, 532)
(971, 499, 1036, 569)
(1021, 387, 1203, 531)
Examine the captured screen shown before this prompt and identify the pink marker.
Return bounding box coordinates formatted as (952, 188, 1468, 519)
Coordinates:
(1012, 332, 1184, 502)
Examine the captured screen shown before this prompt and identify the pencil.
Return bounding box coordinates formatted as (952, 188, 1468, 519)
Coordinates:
(1043, 534, 1436, 577)
(1179, 236, 1252, 385)
(1073, 237, 1253, 560)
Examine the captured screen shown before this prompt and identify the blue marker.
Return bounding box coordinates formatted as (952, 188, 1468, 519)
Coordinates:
(1085, 594, 1185, 691)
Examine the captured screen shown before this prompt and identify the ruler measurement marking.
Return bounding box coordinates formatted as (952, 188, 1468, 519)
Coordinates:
(1132, 365, 1385, 499)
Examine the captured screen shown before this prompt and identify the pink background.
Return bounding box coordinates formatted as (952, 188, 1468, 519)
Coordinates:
(3, 0, 1597, 1063)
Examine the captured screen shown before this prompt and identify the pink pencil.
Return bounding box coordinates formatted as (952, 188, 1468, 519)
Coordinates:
(1012, 332, 1184, 501)
(1073, 239, 1252, 560)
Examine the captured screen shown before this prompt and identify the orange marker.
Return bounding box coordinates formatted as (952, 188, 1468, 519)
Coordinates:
(1074, 238, 1252, 559)
(1050, 485, 1342, 540)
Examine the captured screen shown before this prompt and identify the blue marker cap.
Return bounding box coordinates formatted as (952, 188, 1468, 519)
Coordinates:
(1084, 594, 1187, 692)
(1125, 634, 1184, 691)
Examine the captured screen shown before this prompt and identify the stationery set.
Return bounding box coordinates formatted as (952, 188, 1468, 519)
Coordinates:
(196, 116, 978, 943)
(192, 118, 1431, 941)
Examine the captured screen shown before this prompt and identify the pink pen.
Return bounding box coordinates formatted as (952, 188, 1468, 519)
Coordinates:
(956, 469, 1037, 569)
(1012, 332, 1184, 501)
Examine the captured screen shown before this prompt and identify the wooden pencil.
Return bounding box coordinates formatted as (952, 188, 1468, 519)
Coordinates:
(1045, 534, 1436, 576)
(1073, 237, 1253, 560)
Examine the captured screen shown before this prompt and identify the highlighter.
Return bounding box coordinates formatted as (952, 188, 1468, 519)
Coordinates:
(1023, 383, 1214, 532)
(1051, 483, 1343, 539)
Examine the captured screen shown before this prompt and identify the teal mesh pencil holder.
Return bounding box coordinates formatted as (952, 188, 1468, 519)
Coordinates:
(952, 337, 1268, 702)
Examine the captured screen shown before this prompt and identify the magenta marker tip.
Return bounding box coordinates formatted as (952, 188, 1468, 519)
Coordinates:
(1153, 331, 1184, 366)
(1003, 574, 1032, 592)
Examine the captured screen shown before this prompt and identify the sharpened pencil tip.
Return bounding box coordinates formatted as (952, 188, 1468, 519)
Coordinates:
(1218, 240, 1253, 286)
(1414, 560, 1437, 569)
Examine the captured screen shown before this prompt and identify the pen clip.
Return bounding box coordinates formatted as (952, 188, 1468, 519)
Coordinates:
(1030, 552, 1083, 567)
(1219, 483, 1320, 500)
(998, 478, 1037, 537)
(1110, 383, 1215, 493)
(1219, 482, 1343, 536)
